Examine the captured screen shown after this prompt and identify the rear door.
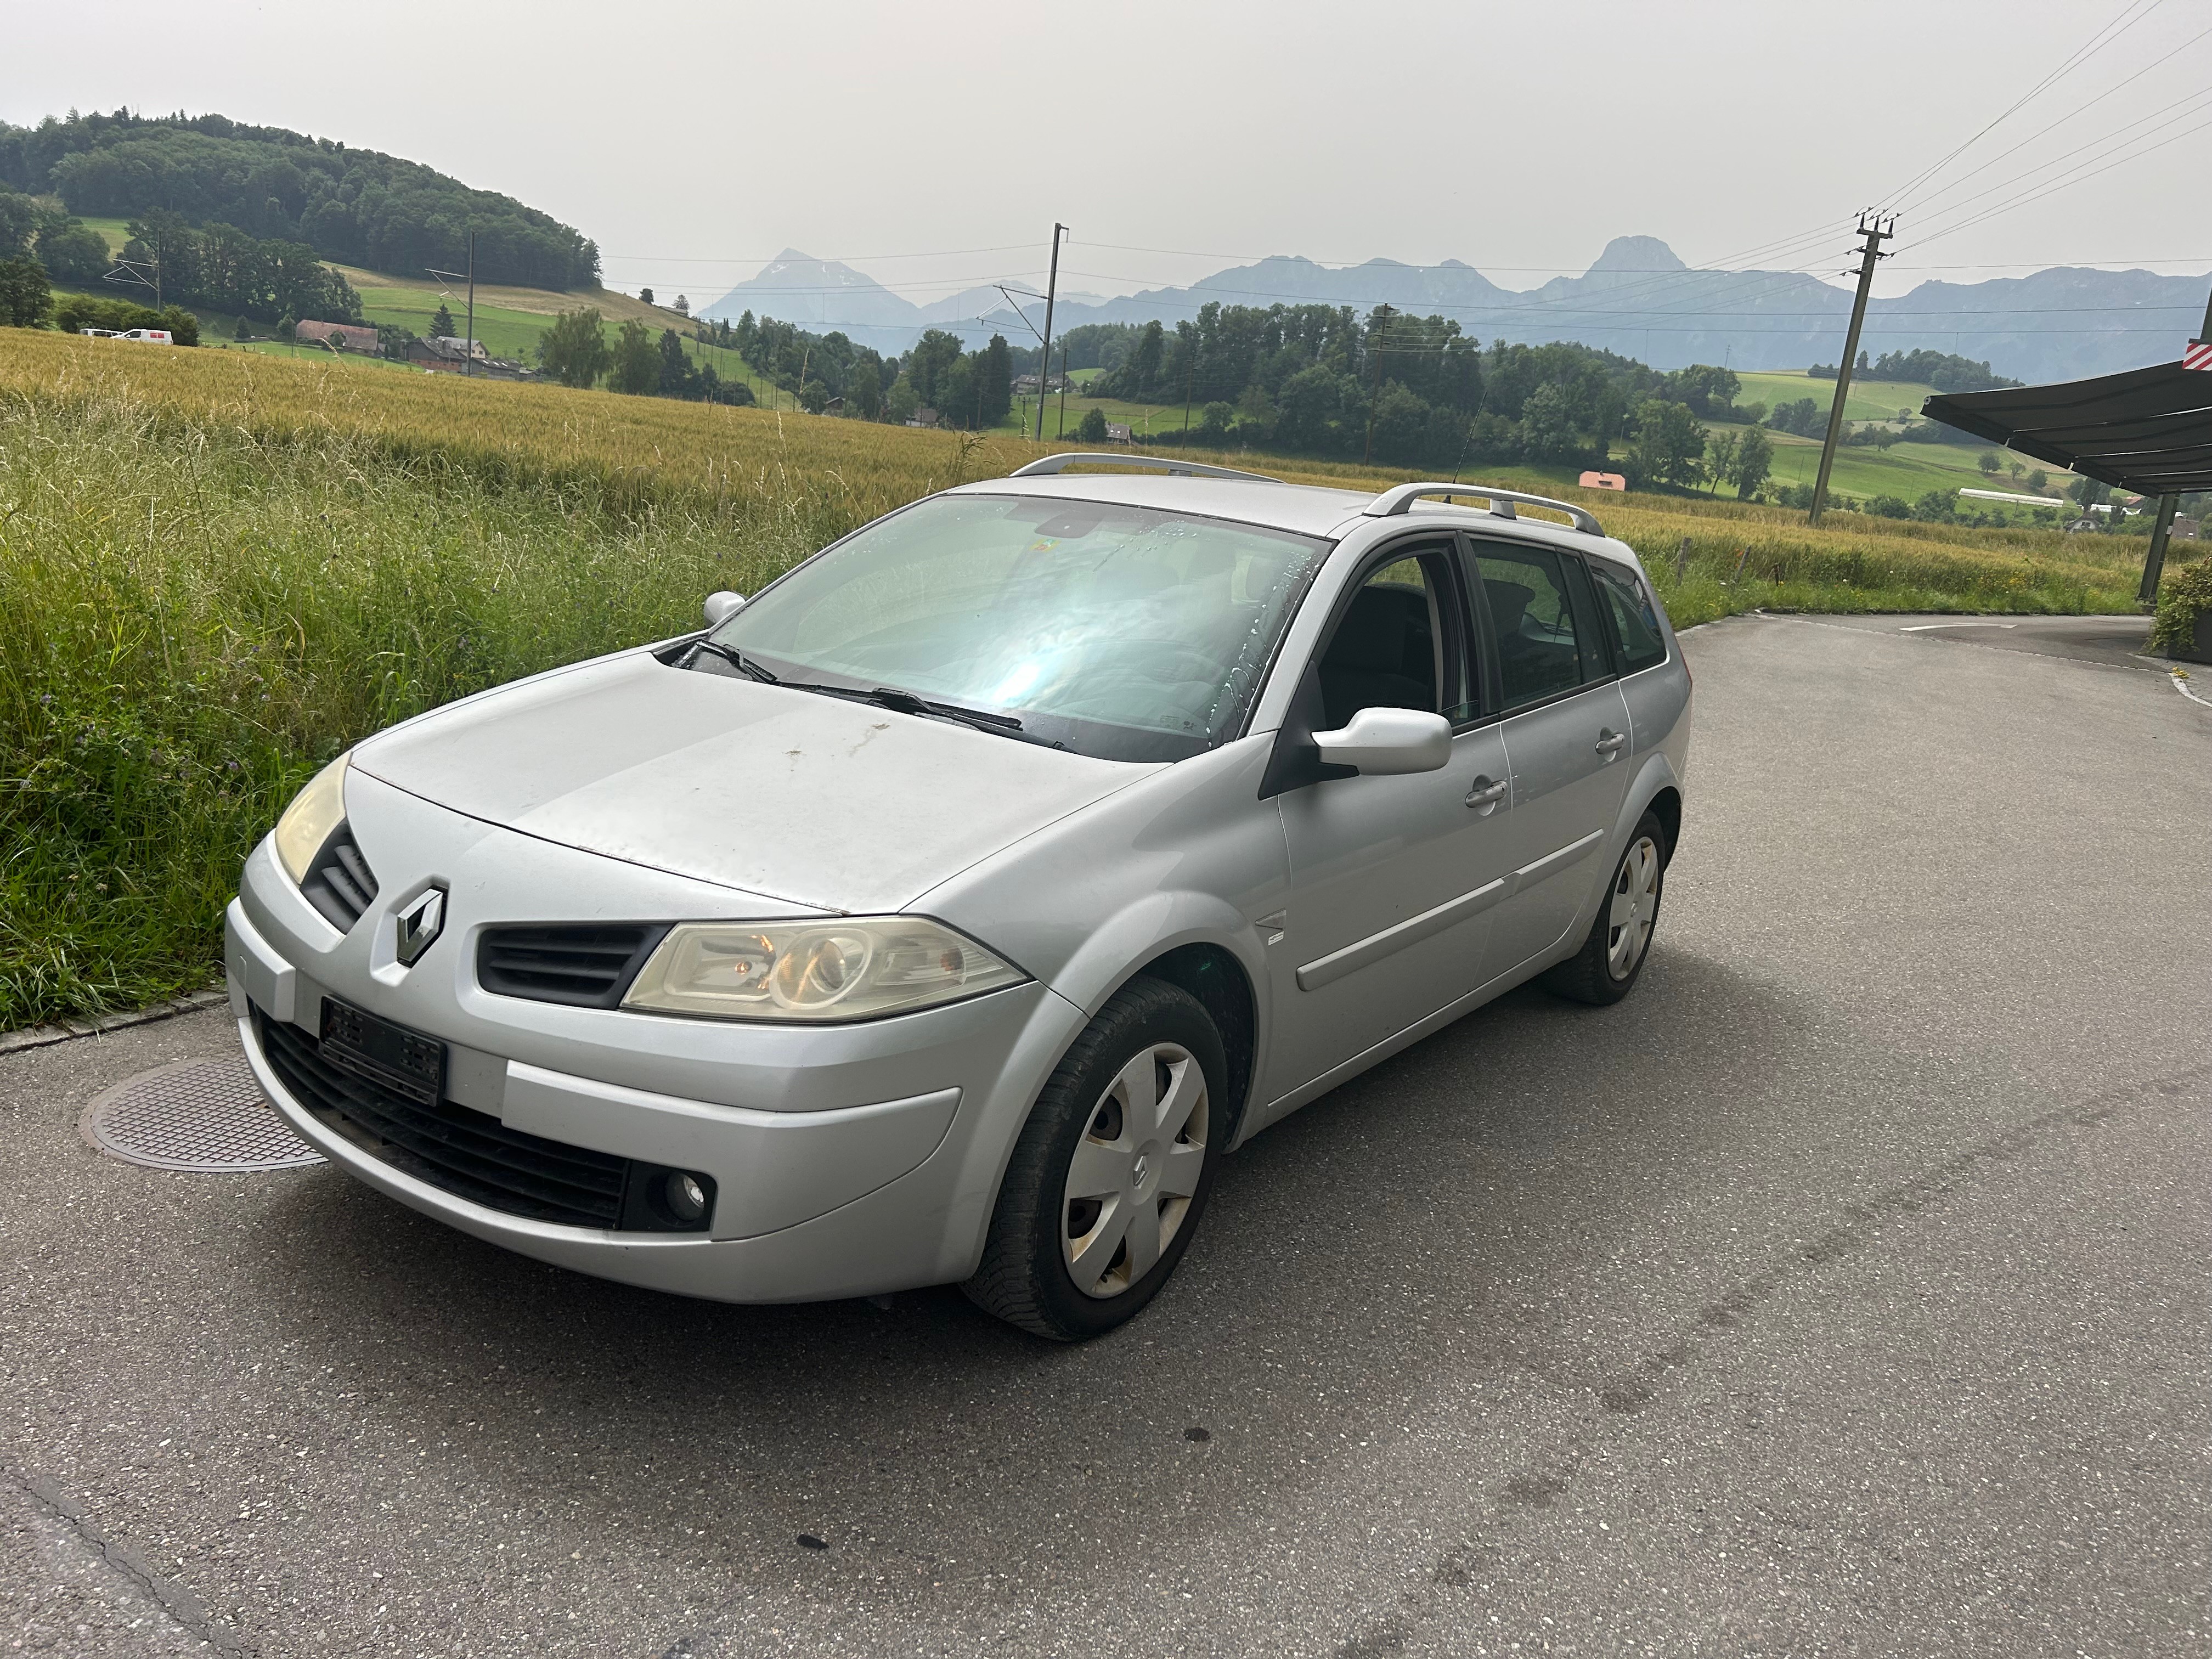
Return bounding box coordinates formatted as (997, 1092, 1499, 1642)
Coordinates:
(1466, 538, 1632, 977)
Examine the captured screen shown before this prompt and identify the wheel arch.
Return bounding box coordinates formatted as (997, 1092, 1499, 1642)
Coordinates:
(1645, 783, 1682, 860)
(1127, 942, 1258, 1152)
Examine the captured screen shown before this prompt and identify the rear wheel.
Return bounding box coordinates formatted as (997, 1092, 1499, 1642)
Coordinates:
(963, 978, 1226, 1341)
(1541, 810, 1668, 1006)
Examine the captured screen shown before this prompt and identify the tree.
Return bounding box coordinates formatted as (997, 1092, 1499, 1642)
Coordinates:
(537, 307, 611, 388)
(639, 287, 654, 306)
(1730, 424, 1774, 500)
(430, 301, 455, 338)
(606, 318, 659, 394)
(1519, 382, 1582, 463)
(2007, 460, 2024, 486)
(848, 359, 882, 419)
(1624, 399, 1705, 489)
(233, 314, 250, 340)
(1703, 429, 1739, 495)
(1198, 400, 1234, 439)
(885, 377, 918, 424)
(1076, 407, 1108, 442)
(0, 256, 52, 326)
(657, 327, 698, 397)
(1866, 494, 1912, 519)
(35, 219, 111, 284)
(2027, 469, 2049, 492)
(1977, 450, 2003, 477)
(975, 335, 1013, 428)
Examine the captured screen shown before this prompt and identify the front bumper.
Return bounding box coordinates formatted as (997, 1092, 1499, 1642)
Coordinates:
(226, 812, 1089, 1302)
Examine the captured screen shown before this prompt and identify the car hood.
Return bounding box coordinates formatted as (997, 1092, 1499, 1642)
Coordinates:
(352, 651, 1155, 913)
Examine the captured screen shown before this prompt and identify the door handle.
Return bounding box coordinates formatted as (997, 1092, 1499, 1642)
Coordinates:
(1465, 775, 1508, 811)
(1594, 729, 1628, 757)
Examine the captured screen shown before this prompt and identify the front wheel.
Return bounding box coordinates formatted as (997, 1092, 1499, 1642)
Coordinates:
(963, 978, 1226, 1341)
(1541, 811, 1668, 1006)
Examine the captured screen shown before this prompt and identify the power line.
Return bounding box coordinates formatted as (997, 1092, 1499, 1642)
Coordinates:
(1902, 16, 2212, 216)
(1915, 110, 2212, 249)
(1883, 0, 2166, 210)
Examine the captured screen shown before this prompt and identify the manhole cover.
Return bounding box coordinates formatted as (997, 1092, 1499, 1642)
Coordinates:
(79, 1058, 325, 1172)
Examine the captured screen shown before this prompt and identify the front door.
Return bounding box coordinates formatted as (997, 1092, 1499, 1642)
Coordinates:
(1268, 545, 1515, 1096)
(1468, 539, 1633, 976)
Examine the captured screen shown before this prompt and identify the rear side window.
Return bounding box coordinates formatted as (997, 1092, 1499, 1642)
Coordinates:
(1472, 545, 1600, 710)
(1588, 558, 1668, 674)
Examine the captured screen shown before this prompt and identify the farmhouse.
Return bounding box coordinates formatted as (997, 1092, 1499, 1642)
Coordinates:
(297, 319, 379, 354)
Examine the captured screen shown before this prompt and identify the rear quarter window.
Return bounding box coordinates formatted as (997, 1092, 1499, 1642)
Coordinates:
(1589, 558, 1669, 674)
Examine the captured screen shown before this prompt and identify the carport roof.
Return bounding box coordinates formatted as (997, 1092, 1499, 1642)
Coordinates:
(1921, 359, 2212, 497)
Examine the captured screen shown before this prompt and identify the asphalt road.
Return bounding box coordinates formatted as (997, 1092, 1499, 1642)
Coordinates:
(4, 613, 2208, 1659)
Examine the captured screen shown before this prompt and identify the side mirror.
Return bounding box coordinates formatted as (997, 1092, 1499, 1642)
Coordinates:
(1311, 707, 1452, 776)
(703, 590, 747, 627)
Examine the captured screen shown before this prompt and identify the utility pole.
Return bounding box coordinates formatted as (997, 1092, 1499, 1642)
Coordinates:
(1183, 328, 1198, 441)
(1033, 223, 1065, 442)
(1057, 340, 1069, 439)
(1362, 304, 1397, 467)
(1808, 213, 1893, 525)
(464, 228, 476, 378)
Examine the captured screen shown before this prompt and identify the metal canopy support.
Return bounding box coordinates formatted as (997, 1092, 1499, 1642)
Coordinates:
(2138, 493, 2179, 606)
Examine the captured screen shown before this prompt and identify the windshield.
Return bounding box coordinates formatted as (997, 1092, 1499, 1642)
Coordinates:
(708, 493, 1332, 761)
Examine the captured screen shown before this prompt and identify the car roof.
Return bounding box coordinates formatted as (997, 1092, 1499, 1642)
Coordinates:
(940, 473, 1376, 539)
(938, 470, 1646, 573)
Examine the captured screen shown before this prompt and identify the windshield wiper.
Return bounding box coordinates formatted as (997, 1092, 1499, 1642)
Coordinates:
(687, 637, 778, 682)
(790, 683, 1065, 749)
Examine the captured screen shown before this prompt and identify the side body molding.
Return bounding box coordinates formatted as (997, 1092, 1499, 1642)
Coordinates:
(1293, 827, 1607, 992)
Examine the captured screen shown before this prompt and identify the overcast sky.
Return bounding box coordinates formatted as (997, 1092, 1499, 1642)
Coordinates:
(7, 0, 2209, 306)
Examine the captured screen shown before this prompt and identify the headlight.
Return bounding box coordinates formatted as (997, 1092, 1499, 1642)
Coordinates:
(622, 916, 1026, 1022)
(273, 752, 351, 884)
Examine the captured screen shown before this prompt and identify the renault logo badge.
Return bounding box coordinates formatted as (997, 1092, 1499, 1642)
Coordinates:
(395, 887, 447, 965)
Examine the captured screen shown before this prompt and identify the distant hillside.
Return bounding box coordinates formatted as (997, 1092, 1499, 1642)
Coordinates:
(0, 110, 596, 290)
(702, 235, 2211, 383)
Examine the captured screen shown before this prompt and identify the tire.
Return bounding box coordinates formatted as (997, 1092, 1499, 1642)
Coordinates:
(963, 978, 1227, 1341)
(1541, 810, 1669, 1007)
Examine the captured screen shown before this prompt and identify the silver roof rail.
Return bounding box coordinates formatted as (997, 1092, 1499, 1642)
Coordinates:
(1009, 452, 1282, 482)
(1363, 482, 1604, 536)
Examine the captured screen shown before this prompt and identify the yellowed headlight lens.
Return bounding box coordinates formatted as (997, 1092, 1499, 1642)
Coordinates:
(623, 917, 1024, 1022)
(273, 753, 351, 885)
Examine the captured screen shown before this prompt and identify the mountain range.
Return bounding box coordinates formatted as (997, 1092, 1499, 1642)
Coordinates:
(702, 235, 2211, 385)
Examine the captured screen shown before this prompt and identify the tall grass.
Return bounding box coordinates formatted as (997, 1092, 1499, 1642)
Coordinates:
(0, 393, 816, 1025)
(0, 334, 2150, 1027)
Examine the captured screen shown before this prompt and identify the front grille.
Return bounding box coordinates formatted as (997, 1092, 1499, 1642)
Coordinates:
(256, 1008, 637, 1228)
(477, 923, 669, 1008)
(302, 823, 378, 933)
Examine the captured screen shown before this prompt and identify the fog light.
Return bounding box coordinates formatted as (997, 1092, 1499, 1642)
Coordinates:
(664, 1170, 709, 1224)
(619, 1163, 716, 1232)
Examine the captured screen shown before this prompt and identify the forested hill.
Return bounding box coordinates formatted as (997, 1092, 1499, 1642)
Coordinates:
(0, 110, 597, 290)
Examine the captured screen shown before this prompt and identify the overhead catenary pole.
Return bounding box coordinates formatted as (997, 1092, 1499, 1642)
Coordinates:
(464, 228, 476, 379)
(1033, 223, 1065, 443)
(1808, 213, 1893, 524)
(1362, 304, 1397, 467)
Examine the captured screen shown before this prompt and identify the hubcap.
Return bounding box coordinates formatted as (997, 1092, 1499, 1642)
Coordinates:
(1061, 1043, 1208, 1300)
(1606, 835, 1662, 979)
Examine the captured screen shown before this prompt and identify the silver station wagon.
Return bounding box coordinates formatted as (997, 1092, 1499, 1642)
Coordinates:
(227, 457, 1691, 1340)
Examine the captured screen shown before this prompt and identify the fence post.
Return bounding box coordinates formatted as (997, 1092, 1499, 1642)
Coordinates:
(1673, 537, 1690, 584)
(1730, 546, 1751, 585)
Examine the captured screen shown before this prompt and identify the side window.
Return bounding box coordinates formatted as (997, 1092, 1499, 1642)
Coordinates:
(1473, 545, 1600, 710)
(1314, 550, 1472, 730)
(1588, 558, 1669, 674)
